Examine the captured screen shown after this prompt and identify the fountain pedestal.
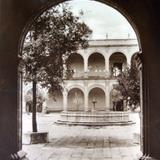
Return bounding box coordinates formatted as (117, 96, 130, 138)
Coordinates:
(56, 111, 134, 126)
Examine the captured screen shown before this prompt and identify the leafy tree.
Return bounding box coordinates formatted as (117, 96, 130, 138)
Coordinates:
(117, 59, 140, 111)
(20, 4, 92, 132)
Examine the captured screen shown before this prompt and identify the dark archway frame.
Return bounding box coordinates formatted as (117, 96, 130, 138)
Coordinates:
(18, 0, 144, 156)
(3, 0, 159, 159)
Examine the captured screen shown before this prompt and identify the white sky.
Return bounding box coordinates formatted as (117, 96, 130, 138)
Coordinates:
(65, 0, 137, 40)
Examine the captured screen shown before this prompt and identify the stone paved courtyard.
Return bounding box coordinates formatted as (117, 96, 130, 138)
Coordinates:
(22, 113, 142, 160)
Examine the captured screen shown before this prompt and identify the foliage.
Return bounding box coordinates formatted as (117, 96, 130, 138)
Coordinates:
(20, 4, 92, 132)
(111, 87, 123, 102)
(117, 61, 140, 110)
(21, 4, 92, 94)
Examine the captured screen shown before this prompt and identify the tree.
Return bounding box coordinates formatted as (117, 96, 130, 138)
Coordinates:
(117, 60, 140, 111)
(20, 4, 92, 132)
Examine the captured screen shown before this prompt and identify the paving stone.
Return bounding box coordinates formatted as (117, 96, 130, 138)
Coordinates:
(23, 113, 141, 160)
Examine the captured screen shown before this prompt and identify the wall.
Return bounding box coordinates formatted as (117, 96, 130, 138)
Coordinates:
(46, 91, 63, 112)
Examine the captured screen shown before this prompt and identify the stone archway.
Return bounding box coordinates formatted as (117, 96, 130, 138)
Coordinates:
(68, 53, 84, 78)
(24, 87, 45, 113)
(88, 53, 105, 77)
(109, 52, 127, 77)
(4, 0, 160, 159)
(88, 87, 106, 111)
(68, 88, 84, 111)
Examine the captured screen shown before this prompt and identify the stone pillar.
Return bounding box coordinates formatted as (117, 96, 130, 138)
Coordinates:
(84, 92, 89, 112)
(63, 89, 68, 112)
(105, 55, 110, 78)
(126, 53, 132, 66)
(84, 56, 88, 78)
(105, 80, 110, 111)
(84, 57, 88, 72)
(84, 80, 89, 111)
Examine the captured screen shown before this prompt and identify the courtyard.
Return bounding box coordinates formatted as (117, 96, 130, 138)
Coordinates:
(22, 112, 142, 160)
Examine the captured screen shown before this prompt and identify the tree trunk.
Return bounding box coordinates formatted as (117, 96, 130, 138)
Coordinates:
(32, 78, 37, 132)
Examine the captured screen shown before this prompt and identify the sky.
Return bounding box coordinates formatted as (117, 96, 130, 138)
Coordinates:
(64, 0, 137, 40)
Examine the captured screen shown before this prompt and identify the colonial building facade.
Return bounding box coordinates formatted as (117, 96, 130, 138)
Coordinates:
(41, 39, 139, 113)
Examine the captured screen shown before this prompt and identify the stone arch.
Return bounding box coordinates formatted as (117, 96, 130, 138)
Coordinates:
(18, 1, 142, 56)
(88, 50, 106, 59)
(109, 52, 127, 77)
(88, 84, 106, 93)
(13, 0, 148, 159)
(68, 53, 84, 78)
(67, 88, 84, 111)
(67, 85, 85, 94)
(88, 87, 106, 111)
(24, 86, 45, 113)
(88, 52, 105, 75)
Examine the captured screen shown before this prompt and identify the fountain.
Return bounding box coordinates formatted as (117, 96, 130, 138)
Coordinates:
(56, 93, 134, 126)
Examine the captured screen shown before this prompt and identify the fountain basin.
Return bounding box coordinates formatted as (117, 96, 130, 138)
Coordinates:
(56, 111, 134, 126)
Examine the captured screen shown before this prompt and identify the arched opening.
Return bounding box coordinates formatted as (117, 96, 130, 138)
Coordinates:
(19, 0, 142, 159)
(24, 89, 43, 113)
(46, 90, 63, 112)
(23, 85, 46, 113)
(110, 87, 124, 111)
(109, 52, 127, 77)
(88, 87, 106, 111)
(68, 53, 84, 78)
(68, 88, 84, 111)
(88, 53, 105, 77)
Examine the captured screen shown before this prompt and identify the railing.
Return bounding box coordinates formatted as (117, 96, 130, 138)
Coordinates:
(65, 70, 122, 80)
(72, 71, 85, 78)
(88, 71, 106, 77)
(68, 71, 115, 79)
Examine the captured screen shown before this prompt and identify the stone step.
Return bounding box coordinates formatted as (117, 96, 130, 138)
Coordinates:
(55, 120, 135, 126)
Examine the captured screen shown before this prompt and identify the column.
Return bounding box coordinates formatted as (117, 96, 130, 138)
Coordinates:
(105, 80, 110, 111)
(105, 55, 110, 78)
(63, 89, 68, 112)
(84, 56, 88, 78)
(84, 80, 89, 111)
(84, 92, 89, 112)
(126, 53, 131, 66)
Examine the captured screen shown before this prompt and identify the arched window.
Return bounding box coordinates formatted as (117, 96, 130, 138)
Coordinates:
(68, 54, 84, 78)
(109, 52, 127, 77)
(88, 53, 105, 77)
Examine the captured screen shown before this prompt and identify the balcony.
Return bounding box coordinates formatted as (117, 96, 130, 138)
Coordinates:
(68, 70, 113, 80)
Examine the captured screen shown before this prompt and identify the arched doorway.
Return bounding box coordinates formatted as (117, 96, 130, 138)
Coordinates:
(17, 0, 144, 160)
(88, 87, 106, 111)
(24, 87, 46, 113)
(88, 53, 105, 77)
(68, 88, 84, 111)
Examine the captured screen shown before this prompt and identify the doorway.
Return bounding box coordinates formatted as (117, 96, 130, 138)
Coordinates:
(20, 0, 142, 158)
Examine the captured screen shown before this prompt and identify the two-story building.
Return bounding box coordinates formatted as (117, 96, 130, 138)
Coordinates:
(45, 39, 139, 114)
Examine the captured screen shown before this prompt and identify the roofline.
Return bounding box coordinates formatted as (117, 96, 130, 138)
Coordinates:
(88, 38, 137, 41)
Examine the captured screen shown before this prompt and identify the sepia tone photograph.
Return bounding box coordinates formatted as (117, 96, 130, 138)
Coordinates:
(0, 0, 160, 160)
